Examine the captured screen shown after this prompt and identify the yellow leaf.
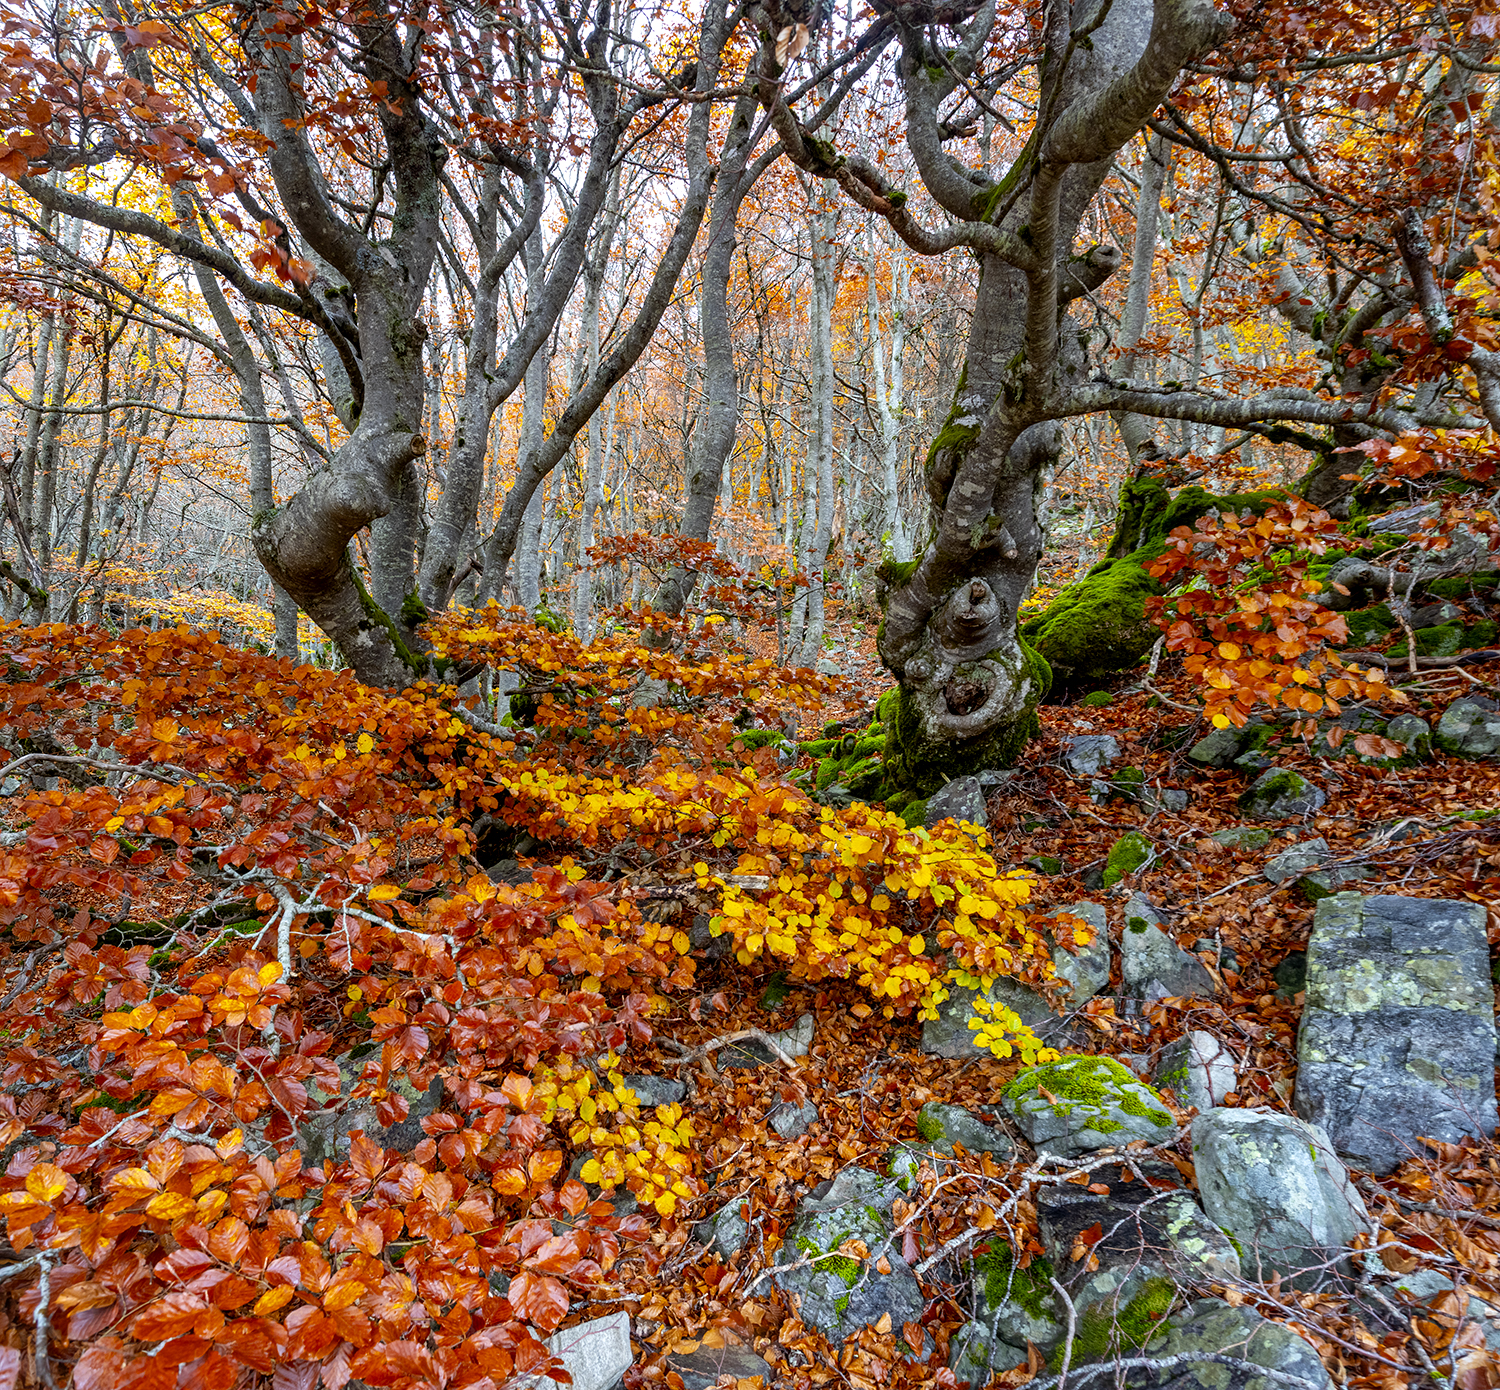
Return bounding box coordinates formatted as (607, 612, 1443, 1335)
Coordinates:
(1217, 641, 1242, 661)
(257, 962, 283, 986)
(254, 1286, 295, 1316)
(26, 1163, 67, 1202)
(356, 732, 374, 754)
(145, 1190, 198, 1221)
(368, 884, 402, 901)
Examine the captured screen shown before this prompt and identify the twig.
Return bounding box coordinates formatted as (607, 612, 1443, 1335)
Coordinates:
(659, 1027, 801, 1077)
(1140, 681, 1199, 714)
(34, 1249, 58, 1390)
(1050, 1276, 1078, 1390)
(0, 948, 42, 1011)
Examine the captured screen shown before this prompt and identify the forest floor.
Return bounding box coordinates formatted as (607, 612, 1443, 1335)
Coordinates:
(586, 600, 1500, 1390)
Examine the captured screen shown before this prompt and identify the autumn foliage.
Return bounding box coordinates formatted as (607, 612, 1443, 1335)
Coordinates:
(0, 614, 1071, 1389)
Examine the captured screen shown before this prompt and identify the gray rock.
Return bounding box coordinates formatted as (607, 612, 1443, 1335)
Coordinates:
(1274, 951, 1307, 1000)
(632, 676, 671, 709)
(1294, 893, 1498, 1174)
(948, 1322, 1028, 1382)
(1045, 901, 1112, 1005)
(526, 1312, 632, 1390)
(925, 775, 988, 829)
(1436, 697, 1500, 759)
(1121, 895, 1216, 1005)
(815, 658, 843, 677)
(1383, 714, 1432, 760)
(1125, 1298, 1333, 1390)
(1145, 786, 1190, 813)
(915, 1102, 1016, 1159)
(1188, 723, 1263, 770)
(1001, 1055, 1177, 1157)
(1263, 838, 1366, 894)
(770, 1099, 818, 1139)
(620, 1074, 685, 1109)
(1238, 767, 1326, 822)
(1369, 502, 1440, 535)
(1308, 706, 1389, 760)
(965, 1240, 1063, 1351)
(1392, 1270, 1500, 1354)
(1063, 734, 1122, 776)
(299, 1059, 443, 1167)
(693, 1199, 749, 1259)
(0, 776, 21, 797)
(1192, 1108, 1369, 1289)
(665, 1343, 774, 1390)
(1155, 1031, 1238, 1111)
(1208, 827, 1272, 852)
(1037, 1160, 1238, 1367)
(721, 1011, 814, 1068)
(771, 1166, 922, 1339)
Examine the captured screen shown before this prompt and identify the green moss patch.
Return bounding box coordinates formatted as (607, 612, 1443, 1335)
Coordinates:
(1004, 1055, 1172, 1130)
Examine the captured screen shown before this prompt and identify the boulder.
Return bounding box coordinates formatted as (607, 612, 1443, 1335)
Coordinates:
(1001, 1055, 1176, 1157)
(1263, 838, 1365, 896)
(665, 1342, 775, 1390)
(1120, 1297, 1333, 1390)
(1436, 697, 1500, 759)
(1294, 893, 1498, 1174)
(1192, 1108, 1369, 1290)
(693, 1199, 749, 1259)
(1188, 719, 1270, 770)
(1238, 767, 1326, 821)
(1383, 714, 1432, 761)
(920, 901, 1107, 1058)
(771, 1166, 923, 1341)
(518, 1312, 632, 1390)
(1063, 734, 1122, 776)
(1039, 1160, 1239, 1365)
(1121, 895, 1216, 1005)
(770, 1099, 818, 1140)
(722, 1011, 814, 1068)
(915, 1101, 1015, 1159)
(1208, 827, 1272, 852)
(965, 1238, 1064, 1352)
(924, 775, 988, 829)
(948, 1322, 1028, 1382)
(1155, 1031, 1238, 1111)
(620, 1074, 686, 1109)
(299, 1058, 444, 1168)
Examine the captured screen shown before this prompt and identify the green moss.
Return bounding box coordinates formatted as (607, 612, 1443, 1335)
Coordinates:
(1386, 623, 1464, 660)
(1055, 1275, 1175, 1367)
(1005, 1055, 1172, 1129)
(1079, 691, 1114, 708)
(876, 687, 900, 724)
(1428, 575, 1500, 600)
(348, 556, 428, 677)
(1107, 766, 1146, 803)
(794, 1236, 861, 1286)
(1102, 830, 1151, 888)
(1469, 619, 1498, 648)
(900, 798, 928, 828)
(916, 1109, 944, 1143)
(977, 1242, 1057, 1322)
(816, 758, 839, 790)
(878, 557, 921, 589)
(1343, 604, 1396, 645)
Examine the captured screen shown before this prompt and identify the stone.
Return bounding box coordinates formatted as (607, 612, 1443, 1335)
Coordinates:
(1122, 1297, 1333, 1390)
(665, 1342, 775, 1390)
(1191, 1108, 1369, 1289)
(0, 776, 21, 797)
(721, 1011, 814, 1068)
(1238, 767, 1326, 821)
(1039, 1160, 1240, 1364)
(1045, 901, 1112, 1006)
(693, 1199, 749, 1259)
(770, 1099, 818, 1140)
(948, 1322, 1028, 1383)
(632, 676, 671, 709)
(1263, 838, 1366, 896)
(1274, 951, 1307, 1001)
(815, 658, 843, 677)
(920, 900, 1109, 1059)
(1208, 827, 1272, 852)
(620, 1074, 685, 1109)
(1308, 706, 1389, 760)
(1188, 723, 1263, 770)
(1368, 502, 1439, 535)
(1121, 895, 1216, 1005)
(771, 1166, 923, 1340)
(1294, 893, 1498, 1174)
(299, 1059, 444, 1168)
(1392, 1270, 1500, 1355)
(1103, 830, 1153, 888)
(1436, 697, 1500, 759)
(528, 1312, 632, 1390)
(1063, 734, 1122, 776)
(1001, 1055, 1176, 1157)
(1383, 714, 1432, 760)
(1144, 786, 1189, 814)
(924, 775, 988, 829)
(1155, 1031, 1237, 1111)
(915, 1102, 1015, 1159)
(966, 1239, 1064, 1352)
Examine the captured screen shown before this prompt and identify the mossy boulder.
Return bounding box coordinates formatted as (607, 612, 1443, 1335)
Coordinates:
(1385, 622, 1464, 660)
(1027, 483, 1288, 694)
(914, 1101, 1015, 1159)
(1102, 829, 1152, 888)
(1238, 767, 1326, 821)
(1141, 1298, 1334, 1390)
(771, 1167, 923, 1340)
(971, 1240, 1062, 1351)
(1001, 1055, 1175, 1156)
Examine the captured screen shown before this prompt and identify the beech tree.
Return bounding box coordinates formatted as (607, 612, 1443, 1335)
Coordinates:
(755, 0, 1496, 797)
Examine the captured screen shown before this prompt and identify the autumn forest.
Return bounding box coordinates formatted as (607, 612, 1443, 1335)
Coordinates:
(0, 0, 1499, 1387)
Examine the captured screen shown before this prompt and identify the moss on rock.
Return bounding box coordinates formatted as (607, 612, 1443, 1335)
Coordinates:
(1102, 830, 1151, 888)
(1005, 1054, 1173, 1131)
(1055, 1275, 1175, 1367)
